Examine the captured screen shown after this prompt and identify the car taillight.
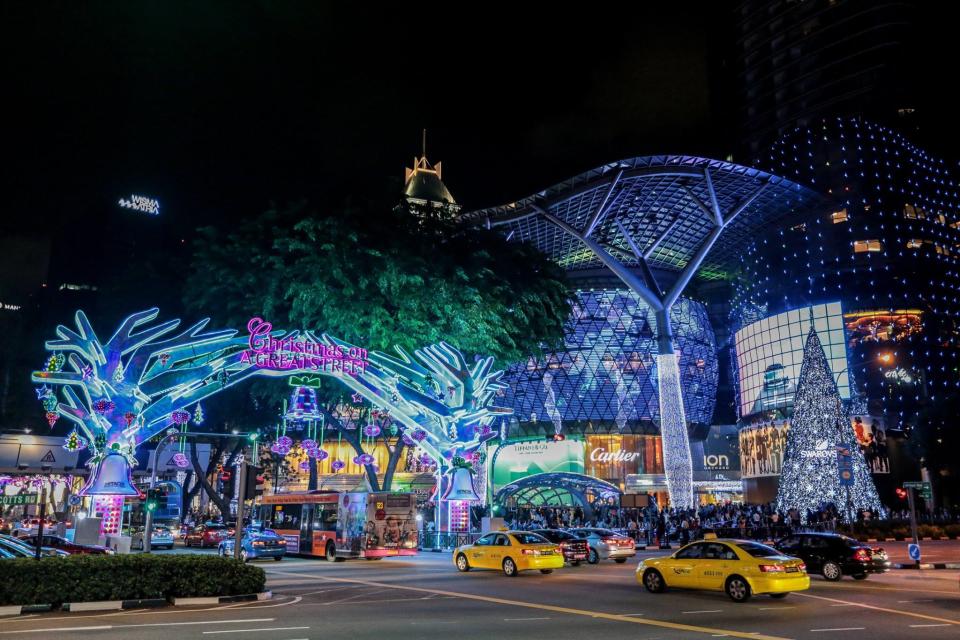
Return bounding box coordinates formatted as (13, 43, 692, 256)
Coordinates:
(759, 564, 785, 572)
(798, 563, 806, 572)
(854, 549, 870, 562)
(522, 549, 542, 556)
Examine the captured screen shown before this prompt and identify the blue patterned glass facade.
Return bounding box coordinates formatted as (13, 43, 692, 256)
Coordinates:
(501, 289, 718, 433)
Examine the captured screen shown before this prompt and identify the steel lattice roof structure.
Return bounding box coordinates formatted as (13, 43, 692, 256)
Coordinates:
(461, 155, 826, 285)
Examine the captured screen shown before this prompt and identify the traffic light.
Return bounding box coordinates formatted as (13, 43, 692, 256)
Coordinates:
(895, 487, 908, 500)
(244, 465, 265, 497)
(220, 470, 232, 482)
(145, 488, 160, 512)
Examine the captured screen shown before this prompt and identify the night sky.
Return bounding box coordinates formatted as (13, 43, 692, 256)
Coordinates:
(5, 3, 731, 237)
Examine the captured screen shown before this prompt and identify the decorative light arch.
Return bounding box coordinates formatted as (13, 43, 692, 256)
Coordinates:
(32, 308, 510, 505)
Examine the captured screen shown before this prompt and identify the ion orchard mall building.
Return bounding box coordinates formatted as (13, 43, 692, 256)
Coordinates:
(459, 120, 958, 510)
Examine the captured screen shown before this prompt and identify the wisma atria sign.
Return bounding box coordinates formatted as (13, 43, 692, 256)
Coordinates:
(118, 194, 160, 215)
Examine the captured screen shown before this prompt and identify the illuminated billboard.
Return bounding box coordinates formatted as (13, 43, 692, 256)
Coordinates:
(734, 302, 849, 417)
(489, 440, 584, 493)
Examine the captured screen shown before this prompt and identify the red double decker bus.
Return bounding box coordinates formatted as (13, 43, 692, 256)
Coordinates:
(259, 491, 419, 560)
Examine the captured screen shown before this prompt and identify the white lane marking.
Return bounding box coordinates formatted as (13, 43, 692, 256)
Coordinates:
(897, 599, 932, 603)
(323, 587, 392, 605)
(203, 627, 309, 635)
(0, 618, 276, 635)
(684, 610, 723, 614)
(811, 628, 865, 632)
(758, 607, 795, 610)
(504, 617, 551, 621)
(221, 596, 302, 609)
(909, 624, 951, 628)
(830, 603, 856, 607)
(795, 591, 960, 626)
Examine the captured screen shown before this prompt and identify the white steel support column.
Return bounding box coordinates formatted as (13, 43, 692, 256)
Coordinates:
(534, 177, 768, 509)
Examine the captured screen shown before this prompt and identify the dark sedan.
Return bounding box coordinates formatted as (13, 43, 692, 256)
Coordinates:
(530, 529, 589, 565)
(16, 534, 113, 555)
(774, 532, 890, 581)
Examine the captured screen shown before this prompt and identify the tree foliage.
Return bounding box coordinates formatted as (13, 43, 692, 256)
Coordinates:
(184, 197, 570, 490)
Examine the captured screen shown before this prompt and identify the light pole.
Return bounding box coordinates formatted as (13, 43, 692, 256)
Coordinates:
(144, 432, 177, 553)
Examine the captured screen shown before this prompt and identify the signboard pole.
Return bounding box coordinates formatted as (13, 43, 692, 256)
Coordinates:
(35, 488, 46, 561)
(906, 487, 920, 568)
(233, 462, 248, 561)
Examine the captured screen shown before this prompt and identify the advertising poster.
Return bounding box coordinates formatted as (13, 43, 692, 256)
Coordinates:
(734, 302, 850, 417)
(739, 421, 789, 478)
(851, 415, 890, 474)
(490, 440, 584, 493)
(363, 493, 418, 555)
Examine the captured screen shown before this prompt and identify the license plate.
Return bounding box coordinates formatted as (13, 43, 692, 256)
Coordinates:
(785, 567, 799, 573)
(541, 550, 553, 555)
(573, 554, 587, 559)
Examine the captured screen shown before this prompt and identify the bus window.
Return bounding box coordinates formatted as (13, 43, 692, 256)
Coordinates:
(270, 504, 302, 530)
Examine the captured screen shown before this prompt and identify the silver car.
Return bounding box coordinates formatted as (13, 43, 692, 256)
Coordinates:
(131, 526, 175, 550)
(568, 528, 637, 564)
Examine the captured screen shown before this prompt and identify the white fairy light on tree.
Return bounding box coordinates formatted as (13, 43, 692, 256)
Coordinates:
(775, 325, 884, 521)
(657, 353, 694, 508)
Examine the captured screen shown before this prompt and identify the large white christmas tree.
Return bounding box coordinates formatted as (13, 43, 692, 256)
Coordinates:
(775, 325, 884, 521)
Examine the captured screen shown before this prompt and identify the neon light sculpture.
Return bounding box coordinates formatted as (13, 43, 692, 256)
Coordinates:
(33, 309, 511, 518)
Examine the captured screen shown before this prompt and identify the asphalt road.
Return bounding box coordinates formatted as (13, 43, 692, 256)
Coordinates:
(3, 550, 958, 640)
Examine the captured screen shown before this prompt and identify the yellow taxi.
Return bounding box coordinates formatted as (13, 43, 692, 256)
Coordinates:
(454, 531, 565, 576)
(636, 537, 809, 602)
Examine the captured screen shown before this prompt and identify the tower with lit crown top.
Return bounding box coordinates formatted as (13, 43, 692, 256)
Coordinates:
(401, 130, 460, 221)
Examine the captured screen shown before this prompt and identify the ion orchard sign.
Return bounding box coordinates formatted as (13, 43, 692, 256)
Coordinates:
(239, 317, 368, 374)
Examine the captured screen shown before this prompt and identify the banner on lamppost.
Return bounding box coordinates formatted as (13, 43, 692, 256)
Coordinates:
(836, 443, 855, 487)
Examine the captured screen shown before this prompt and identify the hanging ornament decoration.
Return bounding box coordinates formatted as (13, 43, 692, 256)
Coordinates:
(35, 386, 52, 400)
(401, 433, 417, 447)
(299, 460, 311, 472)
(412, 429, 427, 441)
(172, 452, 190, 469)
(473, 424, 493, 437)
(362, 424, 381, 438)
(331, 459, 345, 472)
(42, 395, 59, 412)
(301, 438, 318, 454)
(418, 453, 433, 467)
(353, 453, 375, 466)
(170, 410, 191, 425)
(63, 430, 87, 452)
(159, 353, 171, 365)
(46, 353, 65, 372)
(271, 435, 293, 455)
(314, 449, 329, 461)
(123, 411, 137, 428)
(45, 411, 59, 427)
(93, 397, 116, 415)
(351, 392, 363, 404)
(113, 361, 126, 384)
(193, 403, 204, 425)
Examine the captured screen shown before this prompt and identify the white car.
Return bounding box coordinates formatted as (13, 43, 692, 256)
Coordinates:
(131, 526, 175, 550)
(567, 528, 637, 564)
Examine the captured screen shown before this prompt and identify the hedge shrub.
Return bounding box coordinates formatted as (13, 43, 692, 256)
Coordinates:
(0, 554, 265, 606)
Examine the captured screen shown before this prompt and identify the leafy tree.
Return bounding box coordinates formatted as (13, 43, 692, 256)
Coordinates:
(185, 196, 569, 490)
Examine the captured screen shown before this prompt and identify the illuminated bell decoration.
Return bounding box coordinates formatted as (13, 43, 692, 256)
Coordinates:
(362, 424, 381, 437)
(172, 452, 190, 468)
(80, 452, 143, 496)
(170, 410, 191, 425)
(331, 460, 345, 472)
(45, 411, 59, 427)
(441, 467, 482, 502)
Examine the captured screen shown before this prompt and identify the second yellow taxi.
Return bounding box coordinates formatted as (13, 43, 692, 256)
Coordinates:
(454, 531, 565, 576)
(636, 537, 809, 602)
